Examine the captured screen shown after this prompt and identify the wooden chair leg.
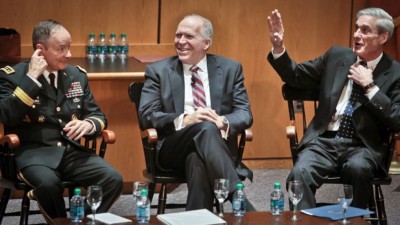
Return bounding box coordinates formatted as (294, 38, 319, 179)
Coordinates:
(20, 191, 30, 225)
(0, 188, 11, 224)
(374, 185, 387, 225)
(148, 182, 156, 203)
(367, 185, 378, 225)
(157, 184, 167, 214)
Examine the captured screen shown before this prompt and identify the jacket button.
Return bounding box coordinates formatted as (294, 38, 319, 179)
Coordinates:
(57, 142, 62, 147)
(56, 107, 61, 112)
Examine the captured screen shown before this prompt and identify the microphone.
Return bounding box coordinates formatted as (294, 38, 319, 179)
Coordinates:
(191, 76, 195, 86)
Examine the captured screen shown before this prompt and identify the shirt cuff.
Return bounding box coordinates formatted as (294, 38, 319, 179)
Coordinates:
(271, 47, 286, 59)
(84, 119, 96, 135)
(27, 74, 42, 87)
(220, 123, 229, 140)
(365, 86, 379, 99)
(174, 113, 186, 131)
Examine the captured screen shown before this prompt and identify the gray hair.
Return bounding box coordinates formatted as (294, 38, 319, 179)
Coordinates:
(357, 7, 394, 39)
(32, 19, 65, 49)
(184, 14, 213, 44)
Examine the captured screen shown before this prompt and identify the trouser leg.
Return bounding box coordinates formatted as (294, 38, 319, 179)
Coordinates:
(287, 137, 339, 210)
(339, 147, 377, 208)
(19, 165, 66, 220)
(185, 152, 214, 210)
(159, 121, 241, 210)
(59, 150, 123, 213)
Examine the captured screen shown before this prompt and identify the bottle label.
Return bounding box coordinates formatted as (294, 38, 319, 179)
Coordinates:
(98, 46, 107, 55)
(108, 45, 117, 54)
(233, 198, 245, 210)
(119, 45, 129, 54)
(76, 206, 84, 218)
(87, 45, 97, 55)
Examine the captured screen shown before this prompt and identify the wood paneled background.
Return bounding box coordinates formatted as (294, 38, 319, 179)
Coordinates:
(0, 0, 379, 183)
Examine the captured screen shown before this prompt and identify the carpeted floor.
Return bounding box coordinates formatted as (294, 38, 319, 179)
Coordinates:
(3, 169, 400, 224)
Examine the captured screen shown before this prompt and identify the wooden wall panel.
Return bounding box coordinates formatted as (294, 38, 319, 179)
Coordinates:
(159, 0, 352, 159)
(0, 0, 159, 58)
(89, 80, 145, 183)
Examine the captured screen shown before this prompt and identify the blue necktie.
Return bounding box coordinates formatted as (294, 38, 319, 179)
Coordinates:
(335, 61, 367, 139)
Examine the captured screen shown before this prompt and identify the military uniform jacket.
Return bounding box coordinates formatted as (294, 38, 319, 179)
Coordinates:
(0, 62, 106, 170)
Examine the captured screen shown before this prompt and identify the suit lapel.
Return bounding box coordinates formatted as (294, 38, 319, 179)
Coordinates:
(371, 53, 391, 88)
(57, 70, 71, 105)
(329, 54, 357, 112)
(169, 60, 185, 113)
(208, 55, 223, 114)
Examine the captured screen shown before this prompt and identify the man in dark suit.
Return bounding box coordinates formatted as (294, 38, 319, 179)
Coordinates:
(138, 14, 253, 211)
(267, 8, 400, 209)
(0, 20, 122, 222)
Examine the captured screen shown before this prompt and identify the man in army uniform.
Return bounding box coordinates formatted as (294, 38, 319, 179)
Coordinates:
(0, 20, 122, 222)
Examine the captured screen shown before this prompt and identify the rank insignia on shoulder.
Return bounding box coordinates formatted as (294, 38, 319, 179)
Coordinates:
(76, 65, 87, 74)
(0, 66, 15, 75)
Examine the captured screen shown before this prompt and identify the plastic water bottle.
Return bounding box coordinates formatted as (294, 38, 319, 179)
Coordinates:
(118, 33, 129, 60)
(136, 189, 150, 224)
(270, 182, 284, 215)
(232, 183, 246, 216)
(86, 33, 97, 61)
(107, 33, 117, 61)
(70, 188, 85, 222)
(97, 33, 107, 60)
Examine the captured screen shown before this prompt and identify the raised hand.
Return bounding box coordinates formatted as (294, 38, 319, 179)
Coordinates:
(28, 49, 48, 79)
(267, 9, 285, 54)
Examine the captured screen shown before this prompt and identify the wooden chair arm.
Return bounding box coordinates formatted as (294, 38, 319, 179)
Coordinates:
(101, 130, 116, 144)
(141, 128, 158, 143)
(244, 129, 253, 142)
(0, 133, 20, 149)
(286, 120, 296, 138)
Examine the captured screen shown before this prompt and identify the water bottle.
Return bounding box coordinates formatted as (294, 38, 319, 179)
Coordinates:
(270, 182, 284, 215)
(117, 33, 129, 60)
(107, 33, 117, 61)
(136, 189, 150, 224)
(232, 183, 246, 216)
(70, 188, 85, 222)
(97, 33, 107, 60)
(86, 33, 97, 61)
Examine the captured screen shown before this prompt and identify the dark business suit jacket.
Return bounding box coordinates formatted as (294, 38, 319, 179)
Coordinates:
(0, 62, 106, 170)
(268, 46, 400, 169)
(138, 54, 253, 179)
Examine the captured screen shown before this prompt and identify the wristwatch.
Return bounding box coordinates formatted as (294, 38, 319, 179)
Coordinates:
(221, 116, 229, 128)
(363, 81, 376, 91)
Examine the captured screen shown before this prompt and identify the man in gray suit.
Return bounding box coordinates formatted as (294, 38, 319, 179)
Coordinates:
(138, 14, 253, 211)
(267, 8, 400, 209)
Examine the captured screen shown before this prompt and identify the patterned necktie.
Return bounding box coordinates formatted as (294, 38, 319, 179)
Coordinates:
(336, 61, 367, 139)
(190, 65, 207, 108)
(48, 73, 57, 95)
